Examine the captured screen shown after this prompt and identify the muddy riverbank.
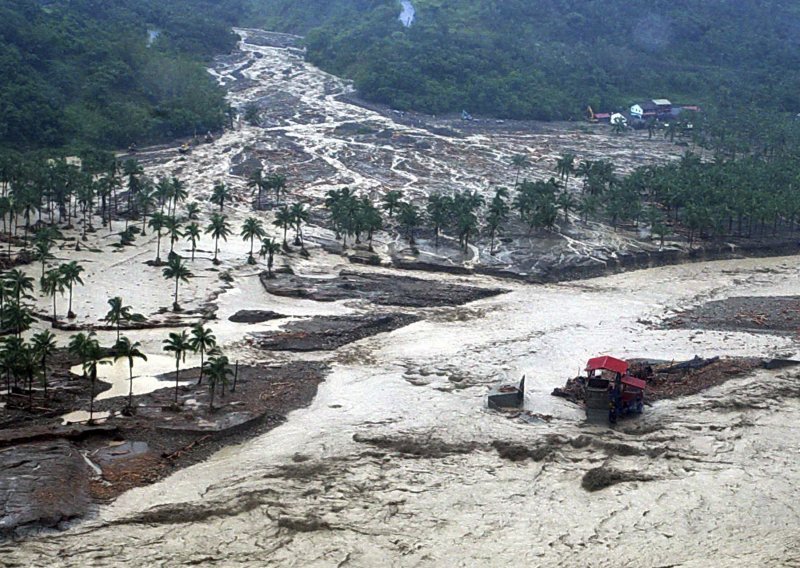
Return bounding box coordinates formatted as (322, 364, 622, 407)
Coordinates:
(0, 360, 328, 535)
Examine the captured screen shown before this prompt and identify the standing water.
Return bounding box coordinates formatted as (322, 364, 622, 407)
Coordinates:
(399, 0, 415, 27)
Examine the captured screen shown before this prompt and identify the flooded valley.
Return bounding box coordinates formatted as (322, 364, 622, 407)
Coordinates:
(1, 28, 799, 567)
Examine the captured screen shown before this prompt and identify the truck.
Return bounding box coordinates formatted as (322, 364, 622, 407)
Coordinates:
(584, 356, 646, 423)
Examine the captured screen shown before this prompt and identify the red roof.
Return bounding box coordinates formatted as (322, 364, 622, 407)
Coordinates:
(621, 375, 647, 390)
(586, 356, 628, 375)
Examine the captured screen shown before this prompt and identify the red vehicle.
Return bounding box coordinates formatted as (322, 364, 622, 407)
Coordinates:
(584, 356, 646, 423)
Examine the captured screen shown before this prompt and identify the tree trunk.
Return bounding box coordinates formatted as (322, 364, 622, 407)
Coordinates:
(128, 363, 134, 409)
(174, 361, 180, 403)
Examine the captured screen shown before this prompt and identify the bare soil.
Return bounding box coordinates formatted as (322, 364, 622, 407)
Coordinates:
(0, 359, 328, 535)
(250, 314, 420, 352)
(260, 270, 506, 307)
(664, 295, 800, 335)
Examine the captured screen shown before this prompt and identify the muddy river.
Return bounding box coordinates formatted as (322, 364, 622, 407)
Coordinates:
(2, 30, 799, 567)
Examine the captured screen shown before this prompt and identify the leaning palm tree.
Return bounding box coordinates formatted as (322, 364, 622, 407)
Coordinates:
(240, 217, 266, 264)
(184, 222, 201, 261)
(58, 261, 84, 319)
(104, 296, 133, 342)
(189, 324, 216, 385)
(259, 237, 281, 278)
(204, 354, 231, 411)
(163, 330, 191, 404)
(31, 329, 57, 398)
(162, 256, 192, 312)
(114, 336, 147, 411)
(205, 213, 231, 265)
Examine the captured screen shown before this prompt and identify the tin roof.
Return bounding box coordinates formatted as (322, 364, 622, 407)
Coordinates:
(621, 375, 647, 390)
(586, 356, 628, 375)
(652, 98, 672, 106)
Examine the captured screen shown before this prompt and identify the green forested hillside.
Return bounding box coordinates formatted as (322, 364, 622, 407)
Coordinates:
(0, 0, 244, 151)
(256, 0, 800, 121)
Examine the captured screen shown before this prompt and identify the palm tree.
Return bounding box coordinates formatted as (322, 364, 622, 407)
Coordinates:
(555, 154, 576, 187)
(169, 178, 188, 221)
(31, 330, 57, 398)
(59, 261, 84, 319)
(259, 237, 281, 278)
(486, 187, 509, 255)
(104, 296, 133, 342)
(165, 217, 183, 257)
(184, 222, 201, 261)
(210, 181, 230, 212)
(381, 190, 404, 218)
(17, 342, 36, 410)
(136, 183, 156, 236)
(240, 217, 266, 264)
(511, 154, 531, 187)
(162, 256, 192, 312)
(40, 269, 65, 325)
(163, 330, 191, 404)
(397, 202, 421, 245)
(5, 301, 33, 338)
(5, 268, 34, 303)
(69, 331, 109, 422)
(426, 193, 452, 248)
(185, 201, 200, 221)
(205, 213, 231, 265)
(248, 169, 267, 209)
(33, 239, 54, 279)
(114, 336, 147, 411)
(148, 211, 167, 264)
(557, 191, 577, 223)
(273, 206, 293, 248)
(268, 172, 288, 206)
(204, 354, 231, 411)
(189, 324, 216, 385)
(290, 202, 310, 247)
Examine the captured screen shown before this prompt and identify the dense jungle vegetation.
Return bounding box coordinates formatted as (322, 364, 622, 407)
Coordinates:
(259, 0, 800, 121)
(0, 0, 247, 151)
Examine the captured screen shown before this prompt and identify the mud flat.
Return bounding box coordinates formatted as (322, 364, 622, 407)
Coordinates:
(0, 361, 328, 535)
(250, 314, 419, 352)
(665, 295, 800, 335)
(260, 270, 506, 307)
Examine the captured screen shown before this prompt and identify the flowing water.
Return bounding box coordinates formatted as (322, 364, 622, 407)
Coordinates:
(7, 256, 800, 566)
(3, 30, 800, 567)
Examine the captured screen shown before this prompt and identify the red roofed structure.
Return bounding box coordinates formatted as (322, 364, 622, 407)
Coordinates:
(585, 355, 628, 376)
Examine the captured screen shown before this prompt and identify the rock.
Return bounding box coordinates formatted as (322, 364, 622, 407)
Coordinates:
(0, 440, 90, 534)
(251, 314, 419, 352)
(228, 310, 287, 324)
